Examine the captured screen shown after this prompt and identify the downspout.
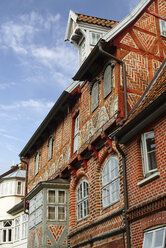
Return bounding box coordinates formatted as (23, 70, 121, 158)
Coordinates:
(20, 157, 29, 215)
(115, 139, 131, 248)
(98, 40, 128, 119)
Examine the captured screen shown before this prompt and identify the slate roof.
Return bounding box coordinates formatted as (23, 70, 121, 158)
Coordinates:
(76, 13, 118, 28)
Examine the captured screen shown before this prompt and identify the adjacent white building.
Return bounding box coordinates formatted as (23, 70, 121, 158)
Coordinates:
(0, 166, 28, 247)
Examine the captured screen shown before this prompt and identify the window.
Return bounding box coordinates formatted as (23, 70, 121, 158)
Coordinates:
(91, 81, 99, 112)
(143, 227, 166, 248)
(22, 214, 28, 239)
(103, 63, 114, 98)
(35, 151, 40, 175)
(102, 157, 119, 208)
(47, 189, 66, 221)
(159, 19, 166, 37)
(17, 181, 22, 195)
(90, 32, 101, 45)
(48, 136, 54, 161)
(1, 221, 12, 243)
(141, 131, 157, 177)
(29, 191, 43, 229)
(73, 113, 79, 154)
(77, 180, 89, 221)
(15, 217, 20, 241)
(80, 39, 86, 63)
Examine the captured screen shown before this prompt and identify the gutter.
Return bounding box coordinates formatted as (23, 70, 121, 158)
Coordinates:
(115, 140, 131, 248)
(98, 40, 128, 119)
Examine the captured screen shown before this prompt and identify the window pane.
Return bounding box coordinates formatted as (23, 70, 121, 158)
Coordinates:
(58, 191, 65, 204)
(8, 229, 12, 242)
(17, 182, 22, 195)
(3, 230, 6, 242)
(154, 228, 164, 247)
(111, 180, 120, 202)
(91, 82, 99, 112)
(48, 190, 55, 203)
(147, 152, 157, 171)
(48, 207, 55, 220)
(58, 207, 65, 220)
(103, 65, 112, 98)
(83, 182, 88, 197)
(143, 232, 153, 248)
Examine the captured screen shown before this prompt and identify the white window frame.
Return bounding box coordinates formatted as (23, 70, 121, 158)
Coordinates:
(47, 189, 66, 221)
(1, 220, 13, 243)
(16, 181, 22, 195)
(22, 214, 28, 239)
(35, 151, 40, 175)
(77, 180, 89, 221)
(143, 226, 166, 248)
(102, 157, 120, 209)
(90, 32, 102, 46)
(14, 217, 20, 241)
(73, 113, 79, 154)
(159, 19, 166, 37)
(141, 131, 157, 177)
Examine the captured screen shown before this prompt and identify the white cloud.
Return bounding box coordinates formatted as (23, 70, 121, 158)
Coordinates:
(0, 82, 16, 90)
(0, 99, 54, 112)
(0, 133, 24, 142)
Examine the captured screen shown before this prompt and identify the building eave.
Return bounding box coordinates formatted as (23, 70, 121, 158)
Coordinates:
(116, 91, 166, 144)
(103, 0, 152, 42)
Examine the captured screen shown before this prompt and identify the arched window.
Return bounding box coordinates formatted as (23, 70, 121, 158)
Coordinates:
(77, 180, 89, 220)
(35, 151, 40, 175)
(103, 63, 114, 98)
(48, 136, 54, 161)
(91, 81, 99, 112)
(102, 157, 119, 208)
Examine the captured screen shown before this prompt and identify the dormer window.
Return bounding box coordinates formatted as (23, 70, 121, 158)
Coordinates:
(17, 181, 22, 195)
(159, 19, 166, 37)
(90, 32, 101, 46)
(80, 39, 86, 63)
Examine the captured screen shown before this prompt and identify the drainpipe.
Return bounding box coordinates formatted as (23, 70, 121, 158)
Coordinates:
(98, 40, 128, 119)
(20, 157, 29, 215)
(115, 139, 131, 248)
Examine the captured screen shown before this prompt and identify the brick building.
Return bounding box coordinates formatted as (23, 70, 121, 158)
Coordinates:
(19, 0, 166, 247)
(115, 59, 166, 248)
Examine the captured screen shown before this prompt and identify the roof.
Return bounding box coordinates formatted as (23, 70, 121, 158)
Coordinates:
(3, 169, 26, 179)
(7, 201, 24, 215)
(65, 10, 117, 41)
(103, 0, 152, 42)
(76, 13, 118, 28)
(115, 59, 166, 143)
(73, 0, 153, 81)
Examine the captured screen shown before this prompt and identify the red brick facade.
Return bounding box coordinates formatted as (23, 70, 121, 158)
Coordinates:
(20, 0, 166, 247)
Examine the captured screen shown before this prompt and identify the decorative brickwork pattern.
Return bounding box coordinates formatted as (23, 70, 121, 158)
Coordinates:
(133, 29, 156, 50)
(49, 225, 65, 243)
(123, 52, 149, 91)
(128, 93, 141, 110)
(36, 226, 42, 244)
(120, 33, 138, 49)
(134, 12, 157, 34)
(148, 1, 156, 13)
(158, 0, 166, 17)
(47, 236, 52, 246)
(30, 231, 35, 248)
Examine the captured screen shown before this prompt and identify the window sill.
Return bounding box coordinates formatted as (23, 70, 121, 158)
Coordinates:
(138, 171, 160, 187)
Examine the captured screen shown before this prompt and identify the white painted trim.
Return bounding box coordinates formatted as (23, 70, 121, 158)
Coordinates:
(65, 10, 78, 41)
(137, 171, 160, 187)
(103, 0, 152, 42)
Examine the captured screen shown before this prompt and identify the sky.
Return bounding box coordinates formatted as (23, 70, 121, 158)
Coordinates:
(0, 0, 140, 175)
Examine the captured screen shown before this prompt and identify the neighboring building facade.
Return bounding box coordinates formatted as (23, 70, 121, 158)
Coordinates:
(19, 0, 166, 247)
(0, 166, 28, 248)
(115, 59, 166, 248)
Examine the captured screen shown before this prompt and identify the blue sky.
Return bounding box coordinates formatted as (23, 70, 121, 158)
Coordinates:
(0, 0, 140, 175)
